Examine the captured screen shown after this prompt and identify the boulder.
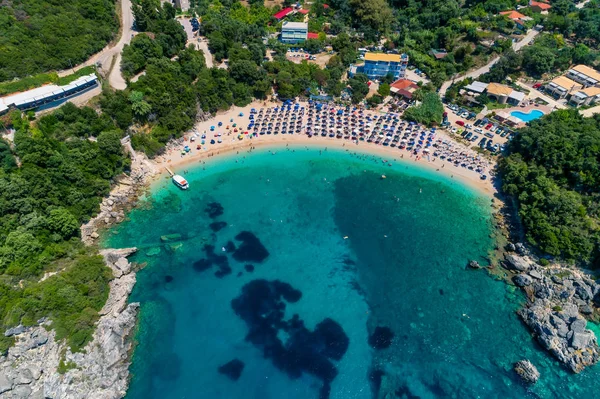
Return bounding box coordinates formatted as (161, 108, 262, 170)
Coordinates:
(0, 374, 12, 394)
(467, 260, 481, 269)
(570, 318, 587, 334)
(515, 243, 527, 255)
(513, 274, 532, 287)
(4, 325, 26, 337)
(504, 254, 531, 272)
(505, 243, 516, 252)
(528, 270, 542, 280)
(579, 304, 593, 315)
(12, 384, 32, 398)
(571, 331, 593, 350)
(514, 360, 540, 384)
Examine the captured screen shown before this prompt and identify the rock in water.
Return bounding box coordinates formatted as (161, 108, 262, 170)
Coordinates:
(467, 260, 481, 269)
(244, 264, 254, 272)
(514, 360, 540, 384)
(368, 326, 394, 349)
(218, 359, 245, 381)
(160, 233, 182, 242)
(233, 231, 270, 263)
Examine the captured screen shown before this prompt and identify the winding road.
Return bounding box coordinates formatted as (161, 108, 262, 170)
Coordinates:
(439, 29, 540, 98)
(57, 0, 135, 90)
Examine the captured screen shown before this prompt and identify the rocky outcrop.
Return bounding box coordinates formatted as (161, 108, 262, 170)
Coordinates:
(0, 248, 139, 399)
(503, 251, 600, 373)
(81, 153, 157, 245)
(514, 360, 540, 384)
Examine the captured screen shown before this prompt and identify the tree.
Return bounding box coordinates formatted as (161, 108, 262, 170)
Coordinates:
(403, 92, 444, 126)
(97, 131, 123, 155)
(522, 46, 556, 77)
(47, 208, 79, 239)
(348, 74, 370, 103)
(378, 83, 391, 97)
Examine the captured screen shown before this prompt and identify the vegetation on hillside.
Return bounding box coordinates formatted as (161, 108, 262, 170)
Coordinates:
(0, 0, 118, 82)
(500, 110, 600, 266)
(0, 104, 128, 353)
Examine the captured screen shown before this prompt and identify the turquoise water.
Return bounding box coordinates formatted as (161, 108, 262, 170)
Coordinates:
(104, 146, 600, 399)
(510, 110, 544, 122)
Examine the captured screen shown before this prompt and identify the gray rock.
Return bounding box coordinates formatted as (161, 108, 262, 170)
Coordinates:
(579, 304, 593, 315)
(575, 285, 592, 301)
(513, 274, 533, 287)
(4, 325, 25, 337)
(534, 283, 552, 299)
(114, 258, 131, 275)
(559, 304, 580, 322)
(90, 232, 100, 239)
(515, 243, 527, 255)
(11, 384, 32, 398)
(528, 270, 542, 280)
(0, 375, 12, 394)
(504, 254, 531, 272)
(571, 331, 593, 350)
(505, 243, 516, 252)
(467, 260, 481, 269)
(514, 360, 540, 384)
(570, 318, 587, 334)
(13, 368, 33, 385)
(550, 315, 569, 338)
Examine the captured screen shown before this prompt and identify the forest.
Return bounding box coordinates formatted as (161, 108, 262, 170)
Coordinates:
(500, 110, 600, 266)
(0, 104, 128, 352)
(0, 0, 118, 82)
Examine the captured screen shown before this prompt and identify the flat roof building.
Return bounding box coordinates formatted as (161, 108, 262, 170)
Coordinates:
(569, 86, 600, 106)
(546, 76, 583, 98)
(0, 73, 98, 114)
(280, 21, 308, 44)
(566, 65, 600, 88)
(350, 52, 409, 80)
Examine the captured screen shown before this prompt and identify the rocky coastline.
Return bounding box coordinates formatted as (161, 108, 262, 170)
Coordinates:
(0, 248, 139, 399)
(498, 243, 600, 377)
(81, 152, 158, 246)
(0, 150, 159, 399)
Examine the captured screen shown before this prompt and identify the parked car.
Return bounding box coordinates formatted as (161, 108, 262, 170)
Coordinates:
(471, 134, 479, 142)
(465, 132, 473, 140)
(479, 138, 487, 148)
(485, 123, 492, 130)
(456, 120, 465, 127)
(485, 132, 494, 138)
(474, 119, 483, 127)
(475, 128, 483, 134)
(533, 83, 542, 89)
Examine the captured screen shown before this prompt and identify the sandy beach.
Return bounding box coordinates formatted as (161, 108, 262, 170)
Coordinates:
(153, 100, 497, 196)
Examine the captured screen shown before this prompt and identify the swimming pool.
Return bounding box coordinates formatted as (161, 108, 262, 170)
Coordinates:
(510, 109, 544, 122)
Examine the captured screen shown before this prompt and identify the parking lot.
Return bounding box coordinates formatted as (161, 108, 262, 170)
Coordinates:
(443, 103, 512, 154)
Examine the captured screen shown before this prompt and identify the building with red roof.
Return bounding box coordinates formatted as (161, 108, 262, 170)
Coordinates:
(530, 0, 552, 12)
(499, 10, 533, 28)
(298, 9, 310, 14)
(274, 7, 294, 20)
(390, 79, 419, 100)
(307, 32, 319, 40)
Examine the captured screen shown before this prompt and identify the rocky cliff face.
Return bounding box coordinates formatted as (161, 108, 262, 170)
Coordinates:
(0, 248, 139, 399)
(504, 247, 600, 373)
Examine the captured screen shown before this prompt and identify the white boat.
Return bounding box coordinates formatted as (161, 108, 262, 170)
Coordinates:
(172, 175, 189, 190)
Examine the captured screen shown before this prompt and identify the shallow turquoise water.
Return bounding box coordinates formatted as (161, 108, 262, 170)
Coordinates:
(104, 146, 600, 399)
(510, 110, 544, 122)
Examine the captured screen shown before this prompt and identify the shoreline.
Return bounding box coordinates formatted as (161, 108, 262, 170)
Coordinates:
(154, 101, 497, 198)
